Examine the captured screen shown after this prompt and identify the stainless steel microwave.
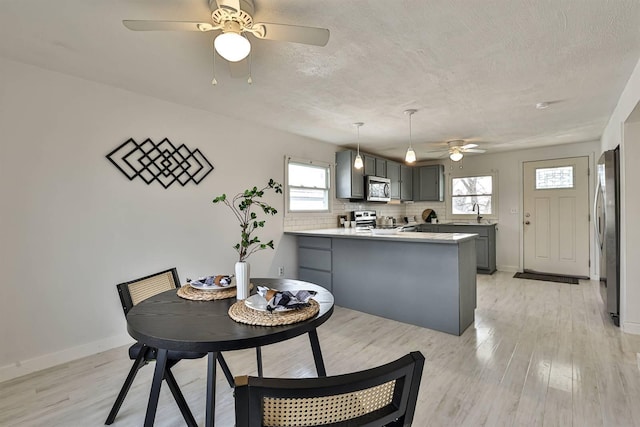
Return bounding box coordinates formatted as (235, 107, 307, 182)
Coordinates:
(365, 176, 391, 202)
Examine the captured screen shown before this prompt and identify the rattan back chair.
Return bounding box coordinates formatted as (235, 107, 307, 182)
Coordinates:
(116, 267, 179, 314)
(234, 351, 425, 427)
(106, 267, 205, 426)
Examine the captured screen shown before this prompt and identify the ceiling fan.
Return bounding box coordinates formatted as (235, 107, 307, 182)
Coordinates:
(425, 140, 487, 162)
(123, 0, 330, 76)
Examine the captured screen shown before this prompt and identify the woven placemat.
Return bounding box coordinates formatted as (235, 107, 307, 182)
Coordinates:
(228, 299, 320, 326)
(177, 283, 253, 301)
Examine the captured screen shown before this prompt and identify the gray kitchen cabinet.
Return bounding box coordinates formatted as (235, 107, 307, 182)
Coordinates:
(400, 165, 413, 201)
(418, 224, 438, 233)
(290, 231, 477, 336)
(375, 158, 387, 177)
(413, 165, 444, 201)
(431, 224, 497, 274)
(386, 161, 401, 199)
(364, 155, 376, 176)
(335, 150, 364, 199)
(297, 236, 332, 291)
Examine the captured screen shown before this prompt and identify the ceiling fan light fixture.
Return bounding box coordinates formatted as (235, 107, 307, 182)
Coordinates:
(214, 31, 251, 62)
(449, 150, 463, 162)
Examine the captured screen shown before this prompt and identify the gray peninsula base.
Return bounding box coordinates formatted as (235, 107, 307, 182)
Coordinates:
(291, 231, 477, 336)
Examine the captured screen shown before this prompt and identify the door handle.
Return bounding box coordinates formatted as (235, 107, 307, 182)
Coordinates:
(525, 221, 530, 225)
(594, 178, 602, 249)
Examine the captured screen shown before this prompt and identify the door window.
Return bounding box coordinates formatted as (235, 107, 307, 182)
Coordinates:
(535, 166, 574, 189)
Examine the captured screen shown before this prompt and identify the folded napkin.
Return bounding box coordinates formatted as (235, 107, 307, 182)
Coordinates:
(257, 286, 317, 312)
(190, 275, 234, 287)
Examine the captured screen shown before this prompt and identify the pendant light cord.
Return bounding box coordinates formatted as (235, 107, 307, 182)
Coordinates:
(408, 113, 413, 149)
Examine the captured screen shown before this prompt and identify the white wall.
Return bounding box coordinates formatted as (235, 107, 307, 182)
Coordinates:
(601, 56, 640, 335)
(412, 141, 600, 273)
(0, 58, 339, 381)
(622, 119, 640, 334)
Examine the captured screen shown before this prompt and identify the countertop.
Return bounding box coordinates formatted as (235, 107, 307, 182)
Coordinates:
(285, 228, 478, 244)
(422, 221, 498, 226)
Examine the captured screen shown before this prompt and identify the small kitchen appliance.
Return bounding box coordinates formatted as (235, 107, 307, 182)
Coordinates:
(365, 176, 391, 202)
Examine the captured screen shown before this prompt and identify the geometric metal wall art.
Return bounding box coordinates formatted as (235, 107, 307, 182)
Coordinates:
(106, 138, 214, 189)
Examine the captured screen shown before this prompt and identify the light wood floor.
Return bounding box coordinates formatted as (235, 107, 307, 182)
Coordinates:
(2, 272, 640, 426)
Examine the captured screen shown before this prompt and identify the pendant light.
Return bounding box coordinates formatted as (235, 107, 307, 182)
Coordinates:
(404, 109, 417, 163)
(353, 122, 364, 169)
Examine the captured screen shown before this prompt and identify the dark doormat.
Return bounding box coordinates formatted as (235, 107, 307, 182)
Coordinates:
(513, 272, 579, 284)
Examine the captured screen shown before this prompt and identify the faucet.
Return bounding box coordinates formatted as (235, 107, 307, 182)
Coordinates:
(472, 203, 483, 223)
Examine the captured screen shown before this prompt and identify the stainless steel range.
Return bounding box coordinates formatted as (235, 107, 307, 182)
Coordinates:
(351, 210, 377, 230)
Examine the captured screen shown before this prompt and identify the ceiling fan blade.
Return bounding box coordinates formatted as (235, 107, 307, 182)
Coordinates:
(462, 148, 486, 153)
(421, 150, 449, 158)
(252, 22, 330, 46)
(461, 143, 478, 149)
(228, 58, 249, 78)
(422, 148, 448, 154)
(122, 20, 214, 32)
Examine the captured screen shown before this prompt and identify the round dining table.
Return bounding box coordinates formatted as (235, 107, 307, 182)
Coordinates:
(125, 278, 334, 427)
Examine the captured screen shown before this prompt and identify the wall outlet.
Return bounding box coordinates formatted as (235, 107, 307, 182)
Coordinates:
(278, 266, 284, 276)
(510, 208, 518, 214)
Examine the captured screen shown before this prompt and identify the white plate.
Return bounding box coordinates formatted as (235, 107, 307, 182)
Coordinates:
(244, 293, 295, 312)
(189, 276, 236, 291)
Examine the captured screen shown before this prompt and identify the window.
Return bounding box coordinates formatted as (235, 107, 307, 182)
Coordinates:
(535, 166, 574, 189)
(286, 158, 331, 212)
(450, 174, 495, 217)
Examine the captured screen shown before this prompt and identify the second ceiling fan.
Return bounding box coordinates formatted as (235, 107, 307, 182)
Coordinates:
(424, 140, 487, 162)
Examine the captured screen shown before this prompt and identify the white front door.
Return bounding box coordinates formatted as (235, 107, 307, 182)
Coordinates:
(523, 157, 590, 277)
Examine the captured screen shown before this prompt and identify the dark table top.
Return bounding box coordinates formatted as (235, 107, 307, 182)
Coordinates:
(126, 278, 334, 353)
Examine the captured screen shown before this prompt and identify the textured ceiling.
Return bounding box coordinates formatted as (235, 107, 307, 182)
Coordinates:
(1, 0, 639, 161)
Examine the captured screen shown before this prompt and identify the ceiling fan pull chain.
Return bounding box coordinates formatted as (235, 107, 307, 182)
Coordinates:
(211, 41, 218, 86)
(247, 41, 253, 85)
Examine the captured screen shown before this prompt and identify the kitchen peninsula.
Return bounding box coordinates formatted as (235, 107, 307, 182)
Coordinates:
(285, 229, 478, 335)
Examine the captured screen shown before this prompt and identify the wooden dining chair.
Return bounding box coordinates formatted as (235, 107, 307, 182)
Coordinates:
(234, 351, 425, 427)
(106, 268, 219, 426)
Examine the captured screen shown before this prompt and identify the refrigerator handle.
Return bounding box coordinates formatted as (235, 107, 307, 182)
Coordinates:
(593, 178, 602, 250)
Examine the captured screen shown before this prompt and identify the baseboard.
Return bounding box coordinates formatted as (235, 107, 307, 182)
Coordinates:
(497, 265, 519, 273)
(0, 333, 134, 384)
(622, 321, 640, 336)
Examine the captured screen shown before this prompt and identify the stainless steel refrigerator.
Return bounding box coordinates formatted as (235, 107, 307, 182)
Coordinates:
(595, 147, 620, 326)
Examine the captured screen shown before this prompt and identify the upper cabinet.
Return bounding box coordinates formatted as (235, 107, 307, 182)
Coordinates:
(364, 155, 376, 176)
(335, 151, 426, 202)
(387, 161, 400, 199)
(413, 165, 444, 201)
(400, 165, 413, 201)
(335, 151, 364, 199)
(375, 158, 387, 177)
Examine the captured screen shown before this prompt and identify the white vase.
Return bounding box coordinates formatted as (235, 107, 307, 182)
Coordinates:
(235, 261, 250, 300)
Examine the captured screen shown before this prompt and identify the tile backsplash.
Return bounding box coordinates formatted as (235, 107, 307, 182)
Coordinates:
(283, 200, 449, 231)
